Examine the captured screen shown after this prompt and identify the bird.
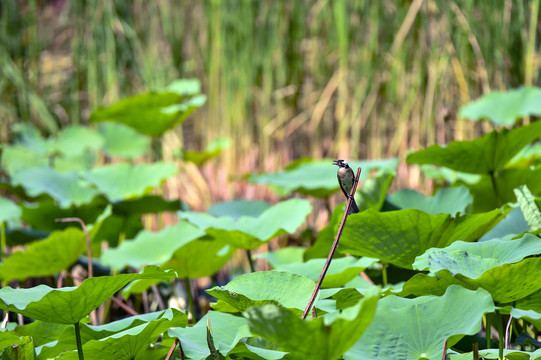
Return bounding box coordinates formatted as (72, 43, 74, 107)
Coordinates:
(333, 160, 360, 214)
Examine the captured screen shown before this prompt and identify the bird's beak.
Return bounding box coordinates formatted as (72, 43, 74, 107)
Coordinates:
(332, 160, 339, 165)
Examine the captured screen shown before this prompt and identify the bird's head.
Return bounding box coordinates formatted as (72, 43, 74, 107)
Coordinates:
(333, 159, 348, 168)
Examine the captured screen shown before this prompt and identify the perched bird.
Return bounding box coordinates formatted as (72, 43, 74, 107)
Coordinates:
(333, 160, 360, 214)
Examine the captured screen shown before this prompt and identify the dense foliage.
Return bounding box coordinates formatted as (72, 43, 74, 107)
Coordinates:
(0, 85, 541, 359)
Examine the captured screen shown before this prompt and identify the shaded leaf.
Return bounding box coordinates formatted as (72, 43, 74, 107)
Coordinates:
(255, 247, 305, 267)
(0, 265, 175, 324)
(450, 348, 541, 360)
(479, 207, 529, 241)
(0, 228, 85, 283)
(0, 145, 48, 176)
(179, 199, 312, 250)
(206, 271, 315, 314)
(340, 208, 506, 268)
(459, 86, 541, 125)
(244, 286, 380, 360)
(50, 126, 104, 157)
(388, 186, 472, 215)
(83, 162, 177, 202)
(181, 137, 232, 165)
(0, 197, 21, 224)
(406, 121, 541, 174)
(346, 286, 494, 360)
(208, 200, 271, 219)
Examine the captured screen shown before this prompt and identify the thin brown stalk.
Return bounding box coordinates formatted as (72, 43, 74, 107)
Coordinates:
(165, 338, 178, 360)
(110, 296, 139, 316)
(301, 167, 361, 319)
(55, 217, 93, 278)
(151, 284, 166, 311)
(505, 314, 512, 349)
(442, 338, 447, 360)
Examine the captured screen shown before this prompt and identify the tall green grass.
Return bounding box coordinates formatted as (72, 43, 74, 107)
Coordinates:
(1, 0, 539, 196)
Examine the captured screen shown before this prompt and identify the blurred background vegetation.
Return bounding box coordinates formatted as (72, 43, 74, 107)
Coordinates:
(1, 0, 540, 206)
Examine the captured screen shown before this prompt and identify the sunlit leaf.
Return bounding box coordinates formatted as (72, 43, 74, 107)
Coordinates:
(388, 186, 472, 215)
(181, 137, 232, 165)
(346, 286, 494, 360)
(255, 247, 305, 267)
(244, 286, 380, 360)
(406, 121, 541, 174)
(250, 158, 398, 197)
(208, 200, 270, 219)
(179, 199, 312, 249)
(97, 122, 150, 159)
(0, 197, 21, 224)
(83, 162, 177, 202)
(90, 79, 206, 137)
(0, 266, 175, 324)
(514, 185, 541, 231)
(206, 271, 315, 315)
(11, 167, 98, 208)
(340, 208, 506, 268)
(0, 333, 33, 359)
(450, 349, 541, 360)
(0, 145, 48, 176)
(459, 86, 541, 125)
(0, 228, 85, 283)
(101, 222, 205, 270)
(49, 126, 104, 157)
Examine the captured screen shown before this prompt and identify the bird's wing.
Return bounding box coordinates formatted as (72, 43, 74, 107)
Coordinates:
(337, 173, 350, 198)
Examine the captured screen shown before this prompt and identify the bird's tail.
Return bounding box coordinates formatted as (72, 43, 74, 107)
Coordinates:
(347, 198, 360, 215)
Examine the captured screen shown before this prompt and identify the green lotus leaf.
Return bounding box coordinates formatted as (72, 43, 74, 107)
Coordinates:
(459, 86, 541, 125)
(479, 207, 529, 241)
(56, 308, 186, 360)
(49, 126, 104, 157)
(97, 122, 150, 159)
(83, 162, 177, 202)
(0, 145, 48, 176)
(464, 166, 541, 213)
(0, 265, 175, 324)
(402, 234, 541, 302)
(181, 137, 232, 165)
(101, 222, 205, 270)
(510, 308, 541, 331)
(450, 348, 541, 360)
(514, 185, 541, 231)
(90, 79, 206, 137)
(244, 286, 380, 360)
(168, 311, 287, 360)
(250, 158, 398, 197)
(255, 247, 306, 267)
(0, 197, 21, 224)
(414, 233, 541, 277)
(11, 167, 99, 208)
(208, 200, 271, 219)
(356, 173, 395, 212)
(345, 286, 494, 360)
(0, 333, 33, 359)
(517, 289, 541, 313)
(388, 185, 472, 215)
(178, 198, 312, 249)
(339, 208, 506, 268)
(274, 257, 378, 288)
(0, 228, 85, 283)
(206, 271, 315, 314)
(406, 121, 541, 174)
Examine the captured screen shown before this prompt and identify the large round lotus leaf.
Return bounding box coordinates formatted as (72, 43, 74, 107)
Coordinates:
(479, 207, 529, 241)
(388, 185, 472, 215)
(402, 234, 541, 303)
(406, 121, 541, 174)
(0, 228, 85, 283)
(450, 349, 541, 360)
(97, 122, 150, 159)
(11, 167, 99, 208)
(0, 145, 49, 176)
(255, 247, 306, 267)
(0, 197, 21, 224)
(49, 126, 104, 157)
(208, 200, 271, 219)
(413, 234, 541, 277)
(0, 266, 175, 324)
(179, 199, 312, 250)
(275, 257, 377, 288)
(249, 158, 398, 197)
(244, 286, 380, 360)
(56, 309, 186, 360)
(83, 162, 177, 202)
(100, 222, 206, 270)
(206, 271, 315, 314)
(339, 208, 506, 269)
(168, 311, 287, 360)
(90, 79, 206, 138)
(459, 86, 541, 126)
(345, 286, 494, 360)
